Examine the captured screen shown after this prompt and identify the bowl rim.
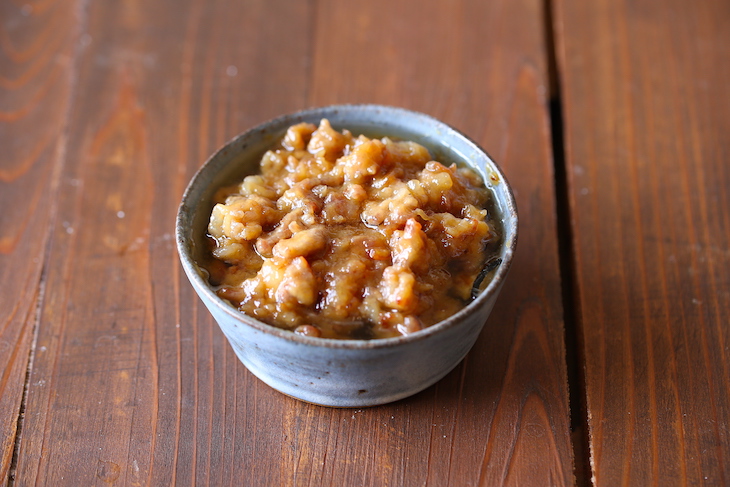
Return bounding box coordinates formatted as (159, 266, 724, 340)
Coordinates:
(176, 103, 518, 350)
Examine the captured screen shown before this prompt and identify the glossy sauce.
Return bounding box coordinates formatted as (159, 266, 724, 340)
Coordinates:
(201, 120, 499, 339)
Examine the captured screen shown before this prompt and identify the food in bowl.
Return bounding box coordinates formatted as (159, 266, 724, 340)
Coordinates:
(199, 119, 501, 340)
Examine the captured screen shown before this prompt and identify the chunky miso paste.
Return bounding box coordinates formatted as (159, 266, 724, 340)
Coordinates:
(202, 120, 499, 339)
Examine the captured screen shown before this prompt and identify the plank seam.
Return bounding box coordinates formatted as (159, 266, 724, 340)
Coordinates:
(6, 0, 91, 483)
(6, 265, 47, 486)
(542, 0, 591, 485)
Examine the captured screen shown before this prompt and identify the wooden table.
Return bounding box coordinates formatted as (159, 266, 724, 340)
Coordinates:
(1, 0, 728, 485)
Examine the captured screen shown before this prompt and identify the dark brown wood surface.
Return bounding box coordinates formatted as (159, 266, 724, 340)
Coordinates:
(1, 0, 573, 485)
(556, 0, 730, 484)
(0, 0, 79, 482)
(4, 0, 728, 485)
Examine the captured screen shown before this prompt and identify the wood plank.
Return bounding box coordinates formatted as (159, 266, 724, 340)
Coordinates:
(0, 0, 80, 483)
(556, 0, 730, 483)
(303, 0, 574, 484)
(13, 0, 573, 485)
(12, 0, 312, 484)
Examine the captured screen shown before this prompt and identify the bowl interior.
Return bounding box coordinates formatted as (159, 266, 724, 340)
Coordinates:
(177, 104, 518, 346)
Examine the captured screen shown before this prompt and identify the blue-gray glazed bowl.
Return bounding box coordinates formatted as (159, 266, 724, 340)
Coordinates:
(176, 104, 518, 407)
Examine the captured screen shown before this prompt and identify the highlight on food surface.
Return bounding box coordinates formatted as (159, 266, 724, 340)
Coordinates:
(200, 119, 501, 339)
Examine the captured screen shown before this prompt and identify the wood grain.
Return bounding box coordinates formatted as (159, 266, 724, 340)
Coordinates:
(8, 0, 573, 485)
(556, 0, 730, 483)
(307, 1, 573, 485)
(0, 0, 80, 482)
(12, 0, 311, 484)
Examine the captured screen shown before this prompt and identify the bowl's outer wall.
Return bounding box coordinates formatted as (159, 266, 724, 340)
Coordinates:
(177, 104, 518, 407)
(187, 266, 503, 407)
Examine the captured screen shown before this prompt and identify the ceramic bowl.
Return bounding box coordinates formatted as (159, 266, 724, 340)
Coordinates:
(176, 104, 518, 407)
